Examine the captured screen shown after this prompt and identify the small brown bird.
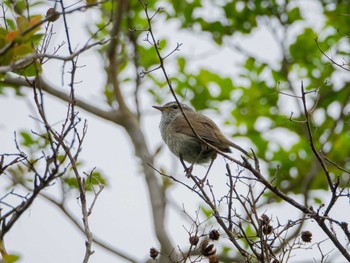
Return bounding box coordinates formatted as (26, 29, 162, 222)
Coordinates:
(153, 101, 250, 180)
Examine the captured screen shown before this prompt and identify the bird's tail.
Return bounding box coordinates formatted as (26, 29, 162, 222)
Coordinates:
(228, 141, 252, 159)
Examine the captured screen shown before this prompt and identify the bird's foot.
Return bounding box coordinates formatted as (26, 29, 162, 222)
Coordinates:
(180, 155, 193, 178)
(184, 165, 193, 178)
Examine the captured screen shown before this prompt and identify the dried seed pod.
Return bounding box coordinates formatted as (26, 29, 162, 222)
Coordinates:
(189, 235, 199, 246)
(46, 8, 60, 22)
(209, 229, 220, 241)
(149, 247, 159, 259)
(260, 214, 270, 225)
(203, 244, 216, 257)
(262, 225, 273, 235)
(301, 231, 312, 243)
(200, 238, 216, 257)
(209, 255, 219, 263)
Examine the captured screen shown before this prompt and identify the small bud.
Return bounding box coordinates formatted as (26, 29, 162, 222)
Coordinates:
(189, 235, 199, 246)
(200, 238, 216, 257)
(301, 231, 312, 243)
(209, 255, 219, 263)
(46, 8, 60, 22)
(149, 247, 159, 259)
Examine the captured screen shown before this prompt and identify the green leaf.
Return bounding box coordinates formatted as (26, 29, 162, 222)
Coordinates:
(16, 16, 29, 33)
(104, 84, 114, 106)
(13, 0, 26, 15)
(85, 170, 107, 191)
(244, 57, 255, 71)
(16, 60, 42, 77)
(63, 170, 107, 192)
(20, 131, 37, 147)
(287, 7, 302, 23)
(201, 206, 212, 218)
(2, 253, 20, 263)
(139, 45, 161, 69)
(30, 33, 44, 45)
(177, 57, 186, 71)
(6, 18, 17, 31)
(0, 27, 8, 41)
(63, 177, 79, 190)
(13, 43, 33, 57)
(158, 39, 167, 50)
(313, 197, 323, 205)
(289, 28, 319, 65)
(221, 246, 231, 256)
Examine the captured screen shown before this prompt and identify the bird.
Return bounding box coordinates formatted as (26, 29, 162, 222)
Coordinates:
(153, 101, 250, 182)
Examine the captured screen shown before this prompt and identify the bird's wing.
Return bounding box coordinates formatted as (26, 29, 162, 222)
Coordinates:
(173, 113, 226, 146)
(173, 112, 251, 157)
(173, 112, 251, 156)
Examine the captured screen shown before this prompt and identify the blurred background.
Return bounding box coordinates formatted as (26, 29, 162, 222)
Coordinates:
(0, 0, 350, 262)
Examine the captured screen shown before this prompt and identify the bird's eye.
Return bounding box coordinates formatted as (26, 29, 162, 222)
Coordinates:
(172, 105, 178, 109)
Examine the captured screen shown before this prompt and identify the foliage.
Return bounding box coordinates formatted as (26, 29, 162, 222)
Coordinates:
(0, 0, 44, 77)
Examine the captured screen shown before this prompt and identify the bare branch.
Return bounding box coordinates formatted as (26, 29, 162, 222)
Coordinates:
(315, 37, 350, 72)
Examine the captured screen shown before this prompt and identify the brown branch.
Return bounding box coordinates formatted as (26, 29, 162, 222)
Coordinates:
(322, 154, 350, 174)
(0, 1, 108, 57)
(300, 82, 334, 190)
(3, 75, 122, 123)
(0, 40, 109, 74)
(126, 3, 142, 120)
(225, 164, 235, 232)
(315, 37, 350, 72)
(3, 72, 175, 263)
(150, 164, 250, 259)
(1, 1, 175, 262)
(298, 82, 350, 261)
(32, 72, 96, 262)
(107, 0, 128, 112)
(104, 2, 176, 262)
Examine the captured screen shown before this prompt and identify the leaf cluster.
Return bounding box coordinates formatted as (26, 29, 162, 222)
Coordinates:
(0, 1, 45, 77)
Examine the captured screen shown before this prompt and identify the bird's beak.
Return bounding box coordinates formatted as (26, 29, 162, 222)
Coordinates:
(152, 105, 164, 111)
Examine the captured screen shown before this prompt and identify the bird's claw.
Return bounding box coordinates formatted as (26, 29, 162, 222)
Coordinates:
(184, 165, 193, 178)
